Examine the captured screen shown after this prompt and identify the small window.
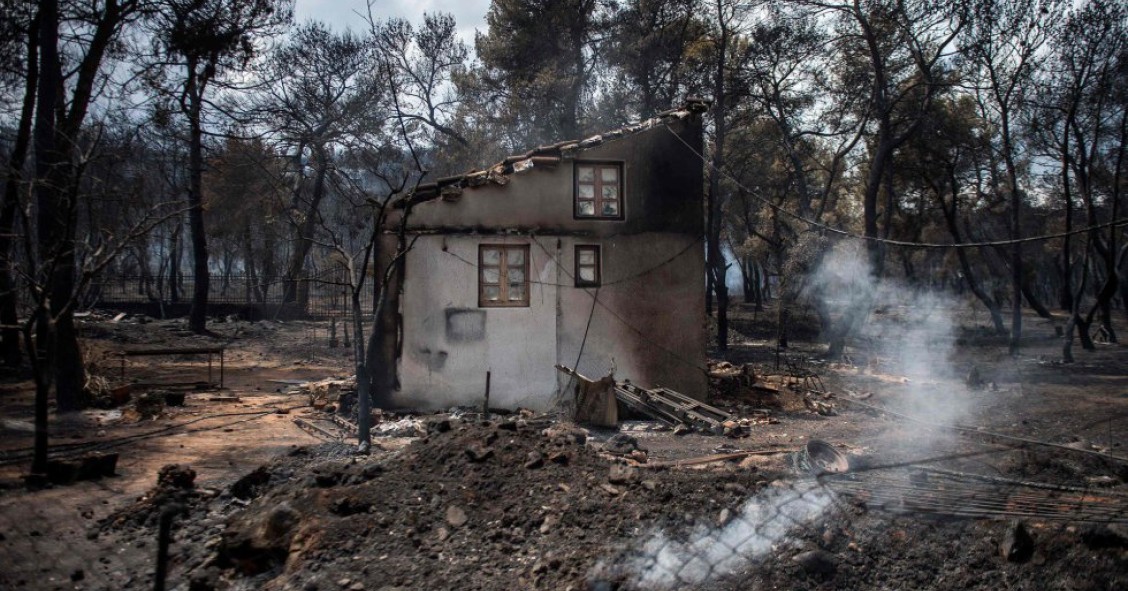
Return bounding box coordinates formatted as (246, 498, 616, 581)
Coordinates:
(479, 244, 530, 307)
(574, 162, 623, 219)
(575, 245, 601, 287)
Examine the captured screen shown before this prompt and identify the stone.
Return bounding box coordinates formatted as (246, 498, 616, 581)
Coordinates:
(608, 464, 638, 485)
(263, 503, 300, 543)
(1000, 521, 1034, 563)
(425, 418, 451, 434)
(603, 434, 643, 455)
(539, 514, 559, 535)
(792, 549, 838, 575)
(542, 425, 588, 446)
(1080, 523, 1128, 549)
(640, 480, 658, 491)
(446, 505, 468, 528)
(464, 444, 494, 463)
(524, 451, 544, 470)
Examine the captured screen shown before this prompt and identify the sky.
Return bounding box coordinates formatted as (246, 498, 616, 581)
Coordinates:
(293, 0, 492, 42)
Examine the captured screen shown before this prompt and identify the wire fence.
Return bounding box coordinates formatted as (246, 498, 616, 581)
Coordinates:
(591, 457, 1128, 590)
(86, 270, 372, 318)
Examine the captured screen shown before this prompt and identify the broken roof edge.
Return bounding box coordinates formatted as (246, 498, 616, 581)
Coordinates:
(396, 97, 711, 207)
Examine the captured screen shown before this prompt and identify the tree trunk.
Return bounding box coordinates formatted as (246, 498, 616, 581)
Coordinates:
(283, 151, 329, 307)
(186, 61, 210, 334)
(34, 0, 84, 412)
(0, 15, 38, 367)
(1020, 274, 1054, 320)
(937, 176, 1006, 334)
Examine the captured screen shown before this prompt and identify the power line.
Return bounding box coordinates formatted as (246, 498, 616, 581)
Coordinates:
(663, 124, 1128, 250)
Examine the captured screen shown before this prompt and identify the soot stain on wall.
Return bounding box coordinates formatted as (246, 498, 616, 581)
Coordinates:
(446, 308, 486, 342)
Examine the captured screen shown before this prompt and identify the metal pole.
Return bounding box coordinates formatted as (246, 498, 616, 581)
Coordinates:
(483, 371, 491, 419)
(153, 504, 183, 591)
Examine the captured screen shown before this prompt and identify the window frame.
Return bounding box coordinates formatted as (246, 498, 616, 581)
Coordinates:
(574, 245, 602, 287)
(573, 161, 625, 220)
(478, 244, 531, 308)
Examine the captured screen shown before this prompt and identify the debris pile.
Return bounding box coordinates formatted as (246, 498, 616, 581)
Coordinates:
(708, 361, 782, 409)
(116, 419, 771, 590)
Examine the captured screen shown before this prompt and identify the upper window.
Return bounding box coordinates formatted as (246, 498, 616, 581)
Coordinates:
(574, 162, 623, 219)
(479, 244, 530, 307)
(575, 245, 601, 287)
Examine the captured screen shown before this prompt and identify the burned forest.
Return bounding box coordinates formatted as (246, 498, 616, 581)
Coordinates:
(1, 0, 1127, 589)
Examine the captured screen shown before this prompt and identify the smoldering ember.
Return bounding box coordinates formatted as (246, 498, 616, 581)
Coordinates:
(1, 1, 1128, 591)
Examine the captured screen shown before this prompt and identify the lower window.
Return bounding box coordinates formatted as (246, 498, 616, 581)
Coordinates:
(479, 244, 530, 307)
(575, 245, 601, 287)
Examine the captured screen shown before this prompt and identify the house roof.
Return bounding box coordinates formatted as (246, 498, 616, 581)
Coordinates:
(401, 98, 711, 205)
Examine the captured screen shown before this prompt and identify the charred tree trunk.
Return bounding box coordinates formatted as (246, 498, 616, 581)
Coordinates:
(1021, 274, 1054, 320)
(35, 0, 84, 412)
(283, 150, 329, 308)
(0, 16, 37, 367)
(186, 59, 210, 334)
(938, 175, 1006, 334)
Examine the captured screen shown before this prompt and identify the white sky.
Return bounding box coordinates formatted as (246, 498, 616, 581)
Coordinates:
(293, 0, 492, 43)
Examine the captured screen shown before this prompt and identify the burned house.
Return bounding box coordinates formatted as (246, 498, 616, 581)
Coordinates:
(380, 100, 709, 412)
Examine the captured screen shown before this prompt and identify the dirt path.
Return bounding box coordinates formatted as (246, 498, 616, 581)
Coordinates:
(0, 317, 353, 590)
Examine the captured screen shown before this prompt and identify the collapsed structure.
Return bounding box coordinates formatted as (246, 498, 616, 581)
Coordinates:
(376, 100, 710, 411)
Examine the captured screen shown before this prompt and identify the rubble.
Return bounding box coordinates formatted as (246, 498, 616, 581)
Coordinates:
(103, 421, 771, 590)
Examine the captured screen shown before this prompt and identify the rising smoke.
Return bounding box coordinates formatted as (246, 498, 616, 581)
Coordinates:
(600, 244, 973, 589)
(600, 481, 834, 589)
(811, 244, 972, 435)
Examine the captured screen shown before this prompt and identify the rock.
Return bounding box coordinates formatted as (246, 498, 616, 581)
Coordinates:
(446, 505, 468, 528)
(524, 451, 545, 470)
(263, 503, 300, 542)
(1000, 521, 1034, 563)
(436, 527, 450, 542)
(599, 483, 621, 496)
(1080, 524, 1128, 549)
(966, 365, 985, 389)
(792, 549, 838, 575)
(604, 434, 643, 455)
(722, 420, 747, 438)
(547, 451, 571, 465)
(464, 444, 494, 463)
(717, 508, 732, 527)
(157, 464, 197, 490)
(425, 417, 451, 434)
(542, 424, 588, 446)
(640, 480, 658, 491)
(539, 514, 559, 534)
(672, 424, 691, 436)
(608, 463, 638, 485)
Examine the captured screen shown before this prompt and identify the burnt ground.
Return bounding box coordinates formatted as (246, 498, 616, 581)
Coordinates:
(0, 302, 1126, 590)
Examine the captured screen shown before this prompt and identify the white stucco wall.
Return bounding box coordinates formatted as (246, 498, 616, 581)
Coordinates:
(394, 232, 706, 411)
(395, 235, 561, 411)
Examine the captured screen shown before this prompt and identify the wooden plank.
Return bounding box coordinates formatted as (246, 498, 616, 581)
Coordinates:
(119, 346, 226, 356)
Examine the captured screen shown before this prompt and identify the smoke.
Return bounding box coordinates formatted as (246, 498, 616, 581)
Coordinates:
(600, 481, 835, 590)
(597, 245, 972, 589)
(811, 244, 970, 434)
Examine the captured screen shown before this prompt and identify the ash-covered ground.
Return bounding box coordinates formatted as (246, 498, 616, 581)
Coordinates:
(1, 302, 1127, 591)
